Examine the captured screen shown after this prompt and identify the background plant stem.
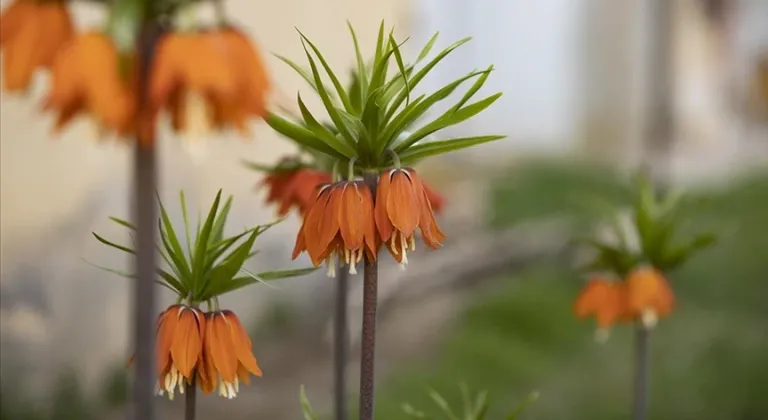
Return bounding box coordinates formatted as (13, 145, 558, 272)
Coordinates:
(632, 326, 650, 420)
(334, 268, 350, 420)
(358, 173, 379, 420)
(131, 16, 161, 420)
(185, 376, 197, 420)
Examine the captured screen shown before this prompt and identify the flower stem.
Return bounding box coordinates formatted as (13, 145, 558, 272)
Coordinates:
(132, 18, 162, 420)
(185, 376, 197, 420)
(358, 173, 379, 420)
(632, 325, 650, 420)
(334, 267, 350, 420)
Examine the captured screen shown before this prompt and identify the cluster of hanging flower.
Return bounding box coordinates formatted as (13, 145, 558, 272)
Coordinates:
(574, 266, 674, 341)
(290, 167, 445, 276)
(0, 0, 270, 142)
(134, 305, 261, 400)
(261, 165, 446, 218)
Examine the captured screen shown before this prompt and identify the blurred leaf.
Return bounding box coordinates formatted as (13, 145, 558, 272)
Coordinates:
(274, 54, 336, 101)
(92, 233, 134, 255)
(504, 391, 539, 420)
(256, 267, 319, 280)
(417, 32, 440, 63)
(299, 385, 319, 420)
(426, 389, 459, 420)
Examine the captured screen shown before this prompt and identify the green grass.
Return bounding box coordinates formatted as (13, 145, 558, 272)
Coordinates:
(375, 160, 768, 420)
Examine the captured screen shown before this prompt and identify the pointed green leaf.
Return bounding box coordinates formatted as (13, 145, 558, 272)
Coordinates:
(397, 135, 506, 164)
(417, 32, 440, 63)
(274, 53, 337, 101)
(179, 190, 193, 259)
(192, 190, 222, 284)
(379, 69, 490, 153)
(389, 35, 410, 107)
(298, 41, 357, 148)
(396, 92, 503, 152)
(158, 223, 193, 285)
(156, 268, 186, 295)
(473, 391, 491, 420)
(451, 65, 494, 112)
(427, 389, 459, 420)
(255, 267, 318, 281)
(158, 196, 193, 278)
(373, 21, 386, 76)
(109, 216, 135, 230)
(299, 385, 319, 420)
(92, 232, 135, 255)
(210, 195, 233, 244)
(297, 93, 357, 157)
(265, 113, 342, 158)
(385, 37, 472, 122)
(298, 31, 354, 113)
(200, 230, 258, 299)
(347, 21, 368, 111)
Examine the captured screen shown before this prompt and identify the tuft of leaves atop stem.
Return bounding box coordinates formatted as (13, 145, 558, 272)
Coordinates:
(267, 21, 505, 175)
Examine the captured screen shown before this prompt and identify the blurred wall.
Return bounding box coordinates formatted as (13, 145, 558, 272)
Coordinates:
(0, 0, 410, 395)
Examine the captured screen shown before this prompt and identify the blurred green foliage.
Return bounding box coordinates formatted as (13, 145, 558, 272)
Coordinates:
(376, 160, 768, 420)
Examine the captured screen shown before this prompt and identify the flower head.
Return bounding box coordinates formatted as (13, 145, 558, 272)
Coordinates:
(150, 27, 270, 138)
(42, 31, 135, 137)
(153, 305, 205, 400)
(263, 168, 332, 216)
(375, 168, 445, 267)
(0, 0, 73, 92)
(625, 266, 674, 329)
(293, 181, 378, 276)
(574, 278, 627, 341)
(203, 310, 262, 399)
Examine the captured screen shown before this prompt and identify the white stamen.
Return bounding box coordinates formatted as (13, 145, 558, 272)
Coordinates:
(641, 308, 658, 330)
(326, 257, 337, 278)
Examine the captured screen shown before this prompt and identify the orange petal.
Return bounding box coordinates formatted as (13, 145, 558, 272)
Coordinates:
(224, 311, 262, 378)
(207, 312, 239, 382)
(374, 171, 394, 242)
(386, 170, 420, 237)
(338, 182, 367, 251)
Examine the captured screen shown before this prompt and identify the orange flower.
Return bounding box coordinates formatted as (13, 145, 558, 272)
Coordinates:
(0, 0, 73, 92)
(203, 310, 262, 399)
(422, 181, 446, 215)
(262, 168, 332, 216)
(374, 168, 445, 267)
(150, 27, 270, 138)
(625, 266, 674, 329)
(153, 305, 205, 400)
(42, 31, 135, 137)
(292, 181, 378, 276)
(574, 278, 627, 341)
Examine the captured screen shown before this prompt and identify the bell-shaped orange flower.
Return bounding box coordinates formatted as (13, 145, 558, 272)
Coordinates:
(374, 168, 445, 267)
(422, 181, 446, 215)
(0, 0, 73, 92)
(293, 181, 378, 276)
(150, 27, 270, 138)
(42, 32, 135, 137)
(203, 310, 262, 399)
(625, 266, 674, 329)
(153, 305, 205, 400)
(574, 278, 627, 341)
(262, 168, 332, 216)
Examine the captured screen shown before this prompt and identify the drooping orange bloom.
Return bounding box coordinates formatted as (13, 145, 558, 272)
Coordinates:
(42, 32, 135, 137)
(150, 27, 270, 138)
(262, 168, 332, 216)
(0, 0, 74, 92)
(625, 266, 675, 328)
(203, 310, 262, 399)
(574, 278, 627, 341)
(375, 168, 445, 266)
(422, 181, 446, 215)
(293, 181, 378, 276)
(153, 305, 206, 400)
